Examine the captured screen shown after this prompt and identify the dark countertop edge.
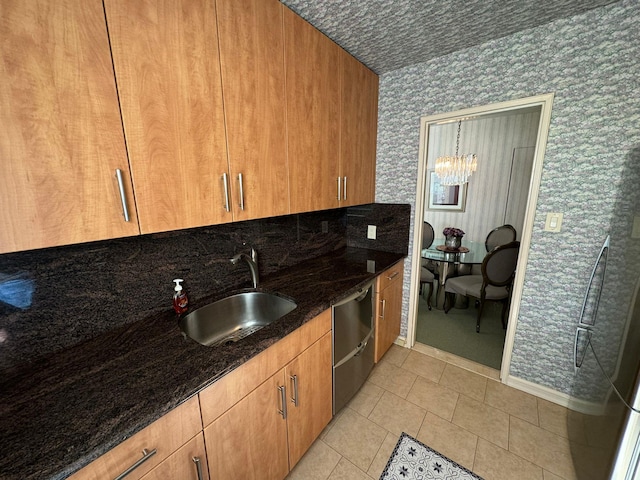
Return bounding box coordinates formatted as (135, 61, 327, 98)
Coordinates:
(0, 247, 405, 480)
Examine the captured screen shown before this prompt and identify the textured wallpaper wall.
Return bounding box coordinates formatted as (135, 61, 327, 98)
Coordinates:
(375, 0, 640, 394)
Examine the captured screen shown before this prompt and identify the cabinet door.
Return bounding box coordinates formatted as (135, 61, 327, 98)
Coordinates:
(284, 8, 341, 214)
(0, 0, 140, 254)
(375, 262, 404, 362)
(104, 0, 231, 234)
(216, 0, 289, 221)
(141, 433, 209, 480)
(286, 332, 333, 468)
(340, 52, 378, 207)
(204, 370, 289, 480)
(69, 396, 202, 480)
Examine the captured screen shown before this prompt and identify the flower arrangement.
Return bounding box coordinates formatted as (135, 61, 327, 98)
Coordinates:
(442, 227, 465, 238)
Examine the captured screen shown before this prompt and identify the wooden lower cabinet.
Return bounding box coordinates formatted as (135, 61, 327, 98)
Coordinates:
(286, 331, 333, 468)
(202, 321, 333, 479)
(141, 433, 209, 480)
(203, 370, 290, 480)
(69, 311, 333, 480)
(375, 260, 405, 362)
(69, 396, 202, 480)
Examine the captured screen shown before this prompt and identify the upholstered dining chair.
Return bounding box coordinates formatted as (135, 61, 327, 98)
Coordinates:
(468, 224, 517, 275)
(419, 267, 435, 310)
(420, 222, 438, 309)
(421, 222, 435, 258)
(485, 224, 517, 252)
(443, 241, 520, 333)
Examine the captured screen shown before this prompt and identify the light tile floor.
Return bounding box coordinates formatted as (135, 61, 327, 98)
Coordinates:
(287, 345, 583, 480)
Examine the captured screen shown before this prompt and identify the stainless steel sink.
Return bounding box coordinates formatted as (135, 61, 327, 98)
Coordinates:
(179, 291, 297, 347)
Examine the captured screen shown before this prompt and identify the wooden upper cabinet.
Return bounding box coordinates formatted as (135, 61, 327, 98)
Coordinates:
(216, 0, 290, 221)
(104, 0, 231, 234)
(340, 52, 378, 207)
(0, 0, 140, 254)
(284, 8, 341, 214)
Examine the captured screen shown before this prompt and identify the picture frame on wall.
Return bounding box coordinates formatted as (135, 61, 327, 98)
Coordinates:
(427, 170, 467, 212)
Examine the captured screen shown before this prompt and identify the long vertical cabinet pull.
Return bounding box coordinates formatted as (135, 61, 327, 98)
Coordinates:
(578, 235, 610, 328)
(343, 176, 347, 201)
(337, 176, 341, 201)
(192, 456, 204, 480)
(222, 173, 230, 212)
(237, 173, 245, 210)
(277, 385, 287, 419)
(290, 374, 299, 406)
(573, 326, 591, 373)
(379, 299, 386, 319)
(115, 169, 131, 222)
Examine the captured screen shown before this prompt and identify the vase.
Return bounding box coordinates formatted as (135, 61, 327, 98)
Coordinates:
(445, 235, 462, 250)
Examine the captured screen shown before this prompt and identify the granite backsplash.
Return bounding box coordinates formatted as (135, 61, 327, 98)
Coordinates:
(0, 203, 410, 372)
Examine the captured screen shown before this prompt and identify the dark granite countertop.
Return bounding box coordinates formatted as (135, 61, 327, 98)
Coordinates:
(0, 247, 404, 480)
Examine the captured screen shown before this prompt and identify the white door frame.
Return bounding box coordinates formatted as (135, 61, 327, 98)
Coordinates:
(406, 93, 555, 380)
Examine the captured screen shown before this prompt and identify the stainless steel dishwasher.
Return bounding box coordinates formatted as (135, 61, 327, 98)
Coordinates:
(332, 280, 375, 414)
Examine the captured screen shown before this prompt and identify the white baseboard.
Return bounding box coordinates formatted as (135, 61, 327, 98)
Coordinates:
(393, 336, 407, 347)
(505, 375, 604, 415)
(402, 341, 603, 415)
(505, 375, 572, 407)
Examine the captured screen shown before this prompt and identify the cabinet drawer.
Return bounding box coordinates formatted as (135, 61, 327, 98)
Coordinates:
(140, 432, 209, 480)
(69, 396, 202, 480)
(377, 259, 404, 291)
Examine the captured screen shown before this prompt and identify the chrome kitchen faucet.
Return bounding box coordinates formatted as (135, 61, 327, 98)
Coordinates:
(230, 247, 259, 289)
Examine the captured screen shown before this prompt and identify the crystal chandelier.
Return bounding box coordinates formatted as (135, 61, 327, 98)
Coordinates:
(435, 120, 478, 186)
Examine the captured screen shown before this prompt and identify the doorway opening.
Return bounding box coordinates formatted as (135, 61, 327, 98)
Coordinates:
(406, 94, 555, 379)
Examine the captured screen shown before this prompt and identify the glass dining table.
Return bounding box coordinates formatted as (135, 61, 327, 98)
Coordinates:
(421, 239, 487, 309)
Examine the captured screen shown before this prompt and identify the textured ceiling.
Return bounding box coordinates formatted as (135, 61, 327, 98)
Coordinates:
(280, 0, 621, 74)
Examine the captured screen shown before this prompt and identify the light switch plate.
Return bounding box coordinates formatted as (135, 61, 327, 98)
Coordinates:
(367, 225, 377, 239)
(544, 212, 563, 232)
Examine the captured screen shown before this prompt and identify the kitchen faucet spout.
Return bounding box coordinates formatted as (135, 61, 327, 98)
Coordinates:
(230, 250, 259, 289)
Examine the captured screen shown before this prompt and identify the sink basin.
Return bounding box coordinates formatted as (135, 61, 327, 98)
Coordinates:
(179, 291, 297, 347)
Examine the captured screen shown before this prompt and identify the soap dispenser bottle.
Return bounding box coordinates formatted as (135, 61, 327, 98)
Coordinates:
(172, 279, 189, 314)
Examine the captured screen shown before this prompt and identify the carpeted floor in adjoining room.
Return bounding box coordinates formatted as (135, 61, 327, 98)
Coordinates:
(415, 295, 506, 370)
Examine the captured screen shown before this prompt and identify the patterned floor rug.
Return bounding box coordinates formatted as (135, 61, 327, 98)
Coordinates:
(380, 432, 484, 480)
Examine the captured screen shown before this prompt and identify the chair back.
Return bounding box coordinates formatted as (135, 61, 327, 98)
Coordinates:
(482, 241, 520, 287)
(422, 222, 435, 250)
(485, 224, 517, 252)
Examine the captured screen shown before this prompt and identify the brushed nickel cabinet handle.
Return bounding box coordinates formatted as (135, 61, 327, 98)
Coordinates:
(387, 271, 399, 280)
(222, 173, 230, 212)
(114, 448, 157, 479)
(277, 385, 287, 419)
(337, 176, 341, 201)
(343, 176, 347, 200)
(238, 173, 245, 211)
(290, 374, 299, 407)
(192, 456, 204, 480)
(115, 169, 131, 222)
(380, 299, 386, 319)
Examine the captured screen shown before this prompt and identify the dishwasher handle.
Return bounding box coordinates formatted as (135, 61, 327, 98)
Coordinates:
(333, 329, 373, 369)
(333, 280, 375, 307)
